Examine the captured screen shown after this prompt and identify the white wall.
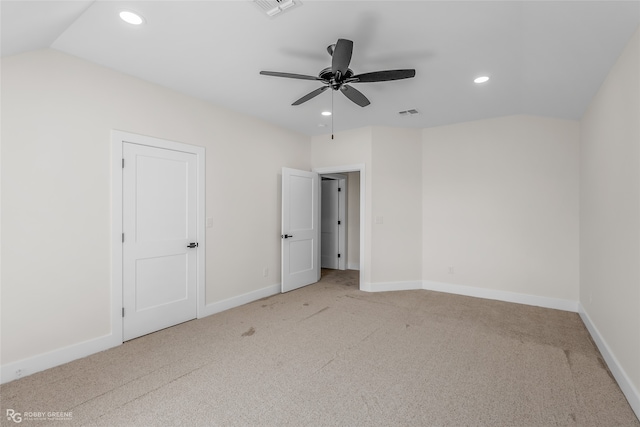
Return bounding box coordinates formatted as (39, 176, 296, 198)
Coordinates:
(371, 127, 422, 284)
(1, 49, 311, 367)
(580, 27, 640, 412)
(422, 115, 580, 303)
(314, 119, 579, 299)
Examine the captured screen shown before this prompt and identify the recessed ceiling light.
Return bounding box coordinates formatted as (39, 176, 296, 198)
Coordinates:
(321, 111, 332, 116)
(119, 11, 144, 25)
(474, 76, 490, 84)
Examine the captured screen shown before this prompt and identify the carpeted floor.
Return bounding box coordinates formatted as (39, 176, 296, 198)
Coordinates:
(1, 269, 638, 426)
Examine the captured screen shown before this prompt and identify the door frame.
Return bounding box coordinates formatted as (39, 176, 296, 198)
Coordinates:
(111, 130, 206, 344)
(313, 164, 365, 290)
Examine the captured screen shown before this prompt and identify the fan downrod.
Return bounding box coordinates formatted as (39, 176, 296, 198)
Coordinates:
(327, 44, 335, 56)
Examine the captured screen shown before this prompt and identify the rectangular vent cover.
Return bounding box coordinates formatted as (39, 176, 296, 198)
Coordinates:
(398, 109, 420, 116)
(254, 0, 301, 17)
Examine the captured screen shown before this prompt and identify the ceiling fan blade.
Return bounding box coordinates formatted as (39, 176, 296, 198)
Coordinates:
(331, 39, 353, 76)
(340, 85, 370, 107)
(292, 86, 329, 105)
(260, 71, 321, 81)
(351, 69, 416, 83)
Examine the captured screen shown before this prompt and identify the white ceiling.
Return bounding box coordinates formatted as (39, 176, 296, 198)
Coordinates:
(2, 1, 639, 136)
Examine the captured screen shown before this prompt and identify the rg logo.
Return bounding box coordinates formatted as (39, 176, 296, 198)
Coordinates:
(6, 409, 22, 423)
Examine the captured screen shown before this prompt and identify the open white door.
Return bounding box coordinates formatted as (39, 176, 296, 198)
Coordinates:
(281, 167, 320, 292)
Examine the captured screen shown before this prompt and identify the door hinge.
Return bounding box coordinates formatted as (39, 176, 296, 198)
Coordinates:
(122, 158, 125, 168)
(338, 187, 342, 192)
(338, 220, 341, 225)
(338, 254, 341, 258)
(122, 233, 124, 243)
(122, 307, 125, 317)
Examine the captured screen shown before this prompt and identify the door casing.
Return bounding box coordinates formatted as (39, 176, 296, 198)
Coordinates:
(111, 130, 206, 344)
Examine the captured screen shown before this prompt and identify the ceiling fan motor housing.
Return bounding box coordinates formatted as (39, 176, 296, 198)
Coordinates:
(319, 67, 354, 89)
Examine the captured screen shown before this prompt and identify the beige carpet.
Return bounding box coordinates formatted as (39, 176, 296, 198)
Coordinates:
(2, 269, 638, 426)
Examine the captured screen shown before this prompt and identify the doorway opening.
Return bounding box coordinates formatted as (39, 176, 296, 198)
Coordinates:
(320, 174, 347, 270)
(315, 165, 364, 290)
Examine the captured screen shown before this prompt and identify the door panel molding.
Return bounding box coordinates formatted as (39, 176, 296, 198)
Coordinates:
(111, 130, 205, 344)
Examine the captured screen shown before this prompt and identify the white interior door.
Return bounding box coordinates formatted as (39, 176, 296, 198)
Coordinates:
(281, 167, 320, 293)
(123, 142, 198, 341)
(321, 179, 340, 269)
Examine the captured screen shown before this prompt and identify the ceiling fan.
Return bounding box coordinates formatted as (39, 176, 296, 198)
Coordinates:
(260, 38, 416, 107)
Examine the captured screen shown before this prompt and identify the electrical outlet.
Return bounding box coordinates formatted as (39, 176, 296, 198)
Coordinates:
(263, 267, 269, 278)
(15, 369, 23, 378)
(206, 217, 214, 228)
(448, 266, 455, 274)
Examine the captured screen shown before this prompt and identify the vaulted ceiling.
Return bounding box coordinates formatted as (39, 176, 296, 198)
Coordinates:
(2, 1, 639, 136)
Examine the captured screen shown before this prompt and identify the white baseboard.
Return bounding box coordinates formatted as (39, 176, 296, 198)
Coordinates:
(579, 304, 640, 420)
(347, 262, 360, 270)
(199, 283, 281, 318)
(363, 279, 578, 312)
(1, 332, 120, 384)
(366, 280, 423, 292)
(422, 280, 579, 312)
(360, 282, 373, 292)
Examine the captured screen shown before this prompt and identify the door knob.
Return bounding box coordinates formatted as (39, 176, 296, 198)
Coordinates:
(187, 242, 198, 248)
(281, 234, 293, 239)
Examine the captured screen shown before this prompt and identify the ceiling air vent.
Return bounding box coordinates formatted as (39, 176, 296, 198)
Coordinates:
(398, 109, 420, 116)
(254, 0, 301, 17)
